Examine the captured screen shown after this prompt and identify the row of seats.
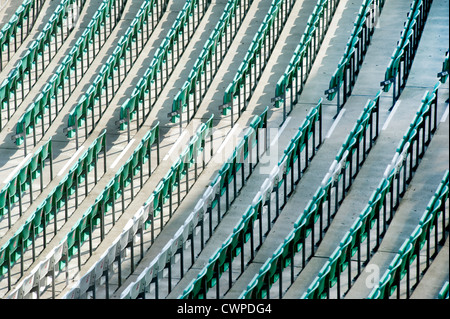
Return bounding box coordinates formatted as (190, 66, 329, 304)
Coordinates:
(0, 131, 104, 291)
(6, 237, 67, 298)
(62, 122, 159, 268)
(323, 90, 380, 193)
(367, 170, 448, 299)
(63, 194, 149, 299)
(15, 0, 125, 147)
(177, 101, 322, 299)
(383, 0, 432, 100)
(274, 0, 340, 110)
(1, 0, 446, 301)
(144, 116, 212, 224)
(211, 107, 268, 213)
(222, 0, 295, 118)
(2, 0, 212, 299)
(16, 0, 123, 145)
(170, 0, 253, 124)
(4, 122, 159, 298)
(326, 0, 384, 107)
(62, 115, 214, 298)
(0, 0, 46, 71)
(118, 0, 210, 131)
(239, 90, 380, 299)
(66, 0, 172, 140)
(265, 99, 323, 216)
(0, 137, 53, 230)
(116, 108, 267, 299)
(300, 81, 443, 299)
(1, 0, 88, 132)
(0, 136, 52, 287)
(392, 82, 440, 173)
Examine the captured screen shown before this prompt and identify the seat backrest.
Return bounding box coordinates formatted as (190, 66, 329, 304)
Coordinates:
(62, 286, 80, 299)
(143, 258, 158, 286)
(21, 271, 36, 296)
(171, 227, 184, 254)
(106, 238, 120, 266)
(79, 269, 94, 296)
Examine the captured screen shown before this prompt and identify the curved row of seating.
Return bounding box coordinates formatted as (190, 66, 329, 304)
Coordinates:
(114, 107, 268, 299)
(382, 0, 432, 104)
(115, 0, 212, 134)
(264, 106, 322, 220)
(0, 130, 105, 292)
(326, 0, 385, 111)
(66, 0, 173, 142)
(367, 170, 448, 299)
(143, 0, 426, 302)
(143, 118, 213, 234)
(274, 0, 340, 116)
(169, 0, 253, 125)
(222, 0, 295, 125)
(239, 90, 380, 299)
(1, 0, 218, 299)
(61, 115, 214, 299)
(1, 0, 88, 131)
(5, 236, 66, 298)
(13, 0, 129, 148)
(176, 101, 322, 299)
(0, 137, 53, 231)
(300, 81, 442, 299)
(0, 0, 446, 301)
(0, 0, 46, 71)
(4, 122, 159, 298)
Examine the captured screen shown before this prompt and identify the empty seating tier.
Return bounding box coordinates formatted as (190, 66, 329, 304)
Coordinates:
(0, 0, 447, 300)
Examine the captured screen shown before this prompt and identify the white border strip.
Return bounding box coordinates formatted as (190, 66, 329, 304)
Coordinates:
(110, 139, 135, 169)
(382, 100, 401, 130)
(163, 130, 188, 161)
(4, 153, 32, 183)
(270, 116, 291, 147)
(326, 109, 346, 139)
(57, 146, 85, 176)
